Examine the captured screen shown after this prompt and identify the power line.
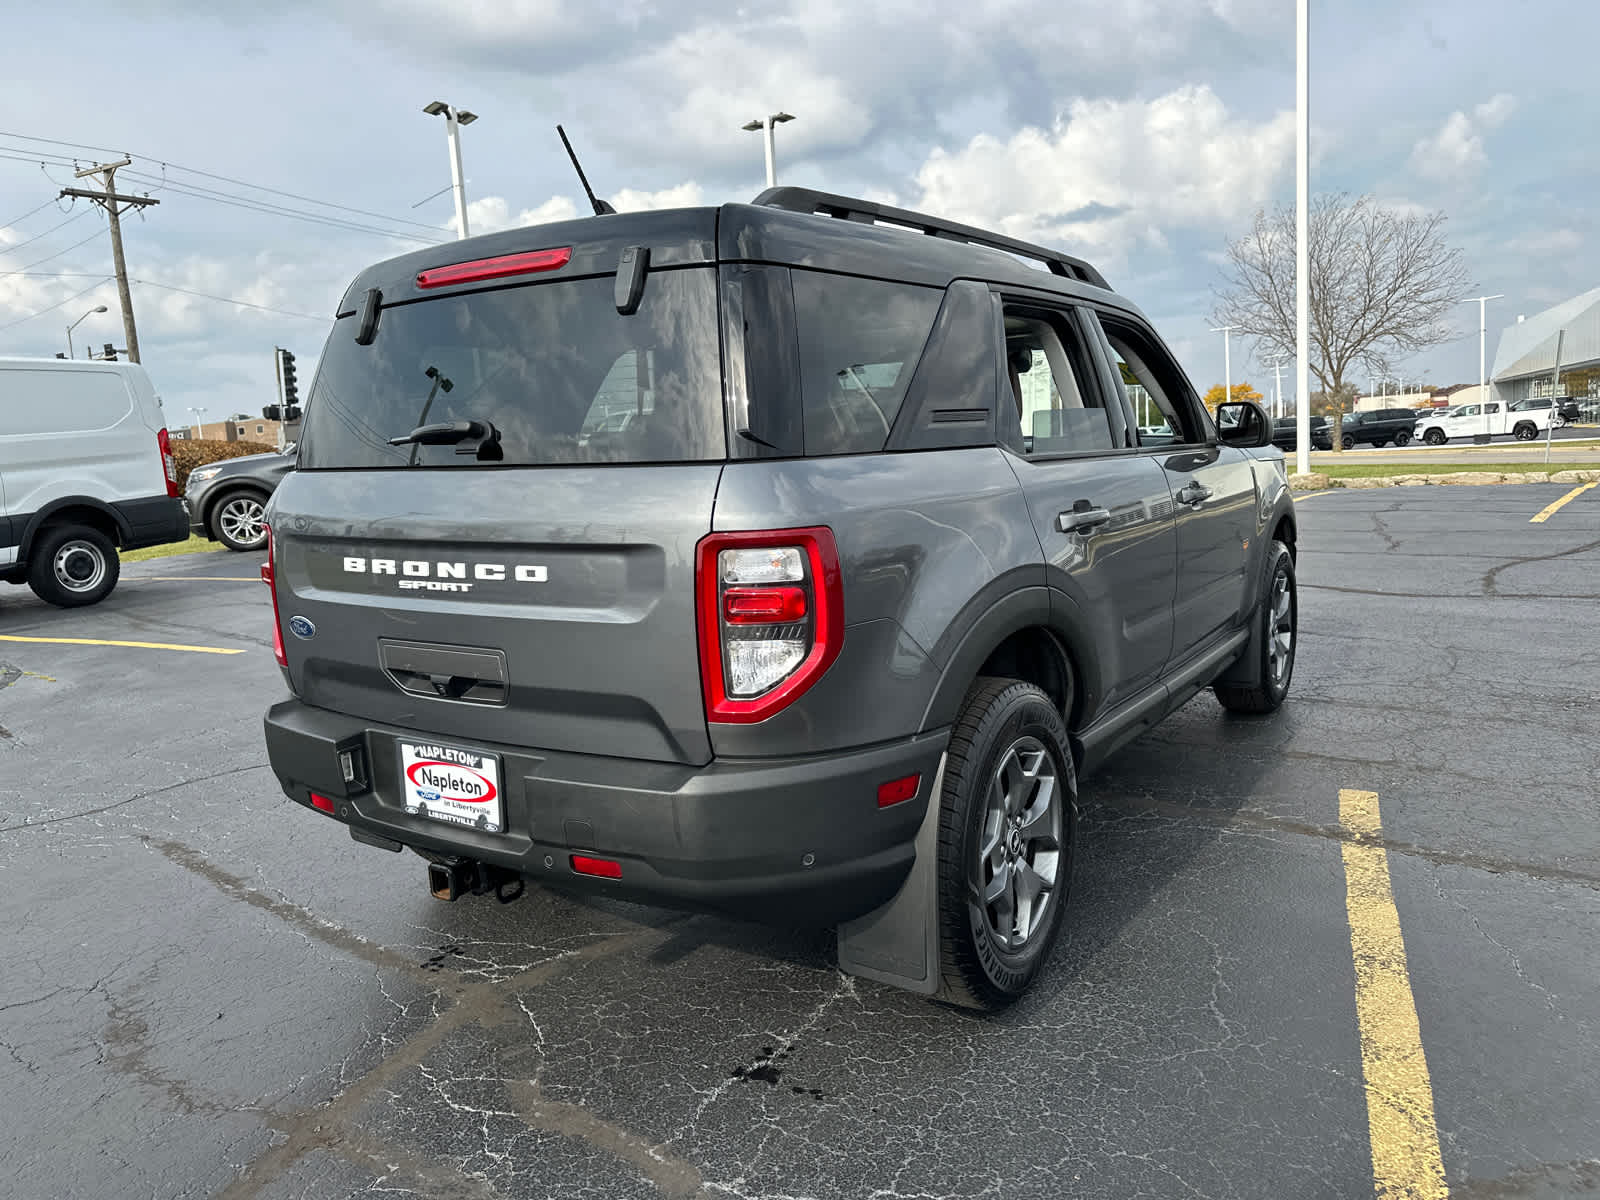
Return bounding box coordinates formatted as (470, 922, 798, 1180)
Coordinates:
(0, 198, 58, 229)
(0, 208, 94, 256)
(0, 129, 445, 232)
(0, 230, 105, 279)
(129, 279, 326, 322)
(0, 277, 114, 334)
(119, 171, 444, 244)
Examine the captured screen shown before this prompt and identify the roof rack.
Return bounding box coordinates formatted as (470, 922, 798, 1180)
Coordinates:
(752, 187, 1110, 291)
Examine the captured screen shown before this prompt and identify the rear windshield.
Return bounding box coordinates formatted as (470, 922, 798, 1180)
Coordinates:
(299, 268, 724, 468)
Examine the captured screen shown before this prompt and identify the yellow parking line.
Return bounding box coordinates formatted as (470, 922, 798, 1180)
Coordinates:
(1293, 490, 1335, 502)
(0, 634, 244, 656)
(1340, 789, 1450, 1200)
(1529, 481, 1597, 523)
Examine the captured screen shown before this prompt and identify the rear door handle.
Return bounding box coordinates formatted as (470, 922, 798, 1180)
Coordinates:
(1176, 483, 1213, 507)
(1057, 505, 1112, 534)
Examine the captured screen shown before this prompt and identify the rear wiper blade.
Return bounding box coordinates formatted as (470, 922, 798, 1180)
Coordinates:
(388, 418, 503, 461)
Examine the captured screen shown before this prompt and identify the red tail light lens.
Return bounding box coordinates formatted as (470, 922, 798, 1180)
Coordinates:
(722, 586, 808, 624)
(696, 527, 843, 724)
(157, 428, 178, 498)
(416, 246, 573, 289)
(262, 525, 286, 666)
(877, 774, 921, 808)
(310, 793, 336, 814)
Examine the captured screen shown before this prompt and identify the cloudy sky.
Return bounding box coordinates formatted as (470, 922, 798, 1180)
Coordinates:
(2, 0, 1596, 420)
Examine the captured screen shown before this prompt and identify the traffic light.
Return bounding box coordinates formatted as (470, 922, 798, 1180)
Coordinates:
(263, 404, 282, 421)
(102, 343, 117, 361)
(280, 349, 298, 406)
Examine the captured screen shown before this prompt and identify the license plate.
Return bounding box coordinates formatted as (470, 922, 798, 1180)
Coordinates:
(397, 740, 503, 833)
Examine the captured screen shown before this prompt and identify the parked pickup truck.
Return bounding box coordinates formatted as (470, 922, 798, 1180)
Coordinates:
(1413, 402, 1551, 445)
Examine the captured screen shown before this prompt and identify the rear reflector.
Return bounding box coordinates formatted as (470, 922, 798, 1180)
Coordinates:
(877, 773, 921, 808)
(570, 854, 622, 879)
(310, 793, 336, 814)
(416, 246, 573, 289)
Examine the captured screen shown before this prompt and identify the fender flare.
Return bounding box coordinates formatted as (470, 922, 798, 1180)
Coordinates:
(19, 496, 132, 561)
(919, 584, 1103, 734)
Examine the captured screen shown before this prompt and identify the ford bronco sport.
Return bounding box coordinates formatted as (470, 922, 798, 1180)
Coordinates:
(261, 188, 1298, 1008)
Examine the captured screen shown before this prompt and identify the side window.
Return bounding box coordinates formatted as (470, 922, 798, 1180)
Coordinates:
(1002, 306, 1123, 456)
(789, 271, 942, 455)
(1095, 317, 1204, 446)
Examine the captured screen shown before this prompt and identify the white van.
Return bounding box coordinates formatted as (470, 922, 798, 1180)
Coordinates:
(0, 357, 187, 607)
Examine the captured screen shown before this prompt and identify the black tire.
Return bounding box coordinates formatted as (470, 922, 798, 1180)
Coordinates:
(26, 524, 120, 608)
(1394, 431, 1411, 447)
(1341, 434, 1355, 450)
(936, 677, 1076, 1010)
(1512, 423, 1537, 442)
(208, 488, 270, 552)
(1424, 428, 1446, 446)
(1214, 540, 1297, 714)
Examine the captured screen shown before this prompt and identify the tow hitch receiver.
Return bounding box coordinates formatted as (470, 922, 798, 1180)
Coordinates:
(427, 858, 526, 905)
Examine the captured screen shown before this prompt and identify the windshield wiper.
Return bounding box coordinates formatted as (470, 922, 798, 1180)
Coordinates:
(388, 418, 504, 462)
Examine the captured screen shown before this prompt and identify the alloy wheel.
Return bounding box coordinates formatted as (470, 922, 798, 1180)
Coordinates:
(976, 737, 1063, 951)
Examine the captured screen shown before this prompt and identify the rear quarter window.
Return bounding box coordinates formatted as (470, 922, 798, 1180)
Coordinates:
(0, 369, 133, 435)
(788, 271, 942, 455)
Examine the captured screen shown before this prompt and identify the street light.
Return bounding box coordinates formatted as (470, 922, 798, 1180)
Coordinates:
(1462, 294, 1504, 442)
(188, 406, 208, 440)
(1265, 353, 1291, 419)
(1210, 324, 1238, 409)
(742, 112, 795, 189)
(66, 305, 107, 360)
(423, 100, 479, 240)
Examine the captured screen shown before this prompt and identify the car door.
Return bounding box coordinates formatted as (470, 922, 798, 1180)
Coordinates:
(1093, 313, 1258, 667)
(994, 295, 1177, 713)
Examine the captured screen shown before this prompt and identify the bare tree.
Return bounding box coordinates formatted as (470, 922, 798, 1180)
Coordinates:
(1212, 194, 1472, 397)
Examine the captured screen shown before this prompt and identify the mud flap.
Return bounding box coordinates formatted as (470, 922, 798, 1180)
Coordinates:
(836, 754, 947, 995)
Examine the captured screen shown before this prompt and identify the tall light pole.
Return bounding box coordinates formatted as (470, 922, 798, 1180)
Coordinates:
(1266, 353, 1290, 419)
(1462, 294, 1504, 441)
(188, 406, 208, 439)
(66, 304, 108, 360)
(742, 112, 795, 189)
(1211, 324, 1237, 408)
(424, 100, 478, 239)
(1294, 0, 1311, 476)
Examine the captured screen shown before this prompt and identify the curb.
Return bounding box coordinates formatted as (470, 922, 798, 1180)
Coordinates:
(1289, 469, 1600, 491)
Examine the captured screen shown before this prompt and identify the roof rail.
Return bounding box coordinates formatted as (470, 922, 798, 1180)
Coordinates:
(751, 187, 1110, 291)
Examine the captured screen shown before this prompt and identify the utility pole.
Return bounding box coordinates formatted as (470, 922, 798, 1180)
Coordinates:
(1294, 0, 1311, 476)
(60, 158, 158, 365)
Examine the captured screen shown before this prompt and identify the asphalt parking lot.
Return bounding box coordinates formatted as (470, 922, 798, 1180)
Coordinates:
(2, 483, 1597, 1200)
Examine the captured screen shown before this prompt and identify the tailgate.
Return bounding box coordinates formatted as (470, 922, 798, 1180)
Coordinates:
(272, 466, 720, 765)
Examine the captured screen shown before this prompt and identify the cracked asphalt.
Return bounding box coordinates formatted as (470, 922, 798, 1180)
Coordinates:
(2, 482, 1597, 1199)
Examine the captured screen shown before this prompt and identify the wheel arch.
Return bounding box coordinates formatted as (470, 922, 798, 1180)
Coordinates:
(19, 497, 130, 560)
(919, 587, 1099, 739)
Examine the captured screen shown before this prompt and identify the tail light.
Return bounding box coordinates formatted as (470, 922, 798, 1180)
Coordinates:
(157, 428, 178, 498)
(262, 525, 286, 666)
(696, 527, 843, 723)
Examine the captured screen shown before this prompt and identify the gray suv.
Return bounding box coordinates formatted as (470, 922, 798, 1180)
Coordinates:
(261, 189, 1298, 1007)
(187, 447, 295, 552)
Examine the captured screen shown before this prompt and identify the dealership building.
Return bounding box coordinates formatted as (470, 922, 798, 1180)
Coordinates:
(1491, 286, 1600, 406)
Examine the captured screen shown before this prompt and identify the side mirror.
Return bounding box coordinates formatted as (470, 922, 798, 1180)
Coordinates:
(1214, 400, 1273, 447)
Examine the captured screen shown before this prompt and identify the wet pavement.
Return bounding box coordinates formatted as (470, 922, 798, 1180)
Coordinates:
(1, 482, 1597, 1199)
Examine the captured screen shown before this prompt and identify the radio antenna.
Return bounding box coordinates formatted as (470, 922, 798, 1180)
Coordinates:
(557, 125, 616, 216)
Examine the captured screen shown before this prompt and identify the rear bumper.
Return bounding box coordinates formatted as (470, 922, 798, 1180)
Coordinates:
(112, 495, 189, 550)
(263, 697, 948, 925)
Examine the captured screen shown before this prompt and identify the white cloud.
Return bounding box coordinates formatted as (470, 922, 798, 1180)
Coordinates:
(609, 182, 702, 212)
(451, 195, 580, 237)
(1507, 228, 1583, 256)
(1410, 93, 1516, 182)
(911, 85, 1293, 259)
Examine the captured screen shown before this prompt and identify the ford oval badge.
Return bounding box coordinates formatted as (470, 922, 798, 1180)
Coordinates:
(288, 614, 316, 640)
